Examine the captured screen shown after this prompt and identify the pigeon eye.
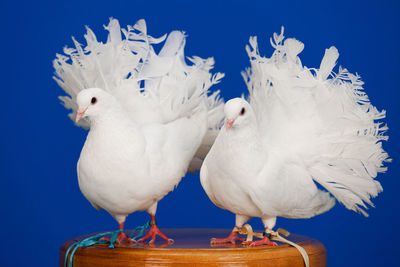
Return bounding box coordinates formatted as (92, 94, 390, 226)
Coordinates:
(91, 97, 97, 104)
(240, 107, 246, 116)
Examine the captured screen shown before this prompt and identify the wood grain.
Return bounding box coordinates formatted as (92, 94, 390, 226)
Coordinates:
(60, 228, 326, 266)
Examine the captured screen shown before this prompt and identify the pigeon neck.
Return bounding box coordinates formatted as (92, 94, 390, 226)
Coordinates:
(224, 123, 265, 153)
(89, 105, 136, 131)
(224, 123, 260, 142)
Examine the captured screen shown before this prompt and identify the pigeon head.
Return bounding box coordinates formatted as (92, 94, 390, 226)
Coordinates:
(224, 98, 254, 131)
(75, 88, 115, 123)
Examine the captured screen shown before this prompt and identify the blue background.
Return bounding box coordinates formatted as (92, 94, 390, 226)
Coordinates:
(2, 0, 399, 266)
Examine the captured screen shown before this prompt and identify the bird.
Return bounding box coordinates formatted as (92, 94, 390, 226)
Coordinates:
(53, 18, 224, 244)
(200, 27, 390, 247)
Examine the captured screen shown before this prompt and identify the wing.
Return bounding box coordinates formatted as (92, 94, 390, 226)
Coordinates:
(200, 162, 224, 209)
(140, 108, 207, 194)
(188, 91, 224, 173)
(242, 27, 390, 216)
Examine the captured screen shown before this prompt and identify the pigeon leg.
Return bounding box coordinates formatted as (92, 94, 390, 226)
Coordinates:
(100, 222, 136, 243)
(137, 215, 174, 244)
(211, 215, 249, 244)
(243, 216, 277, 246)
(210, 229, 245, 244)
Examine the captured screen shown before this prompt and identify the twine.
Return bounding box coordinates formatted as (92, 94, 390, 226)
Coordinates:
(64, 221, 150, 267)
(236, 224, 309, 267)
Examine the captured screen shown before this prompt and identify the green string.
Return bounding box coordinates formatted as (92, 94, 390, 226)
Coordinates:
(64, 222, 150, 267)
(129, 221, 150, 241)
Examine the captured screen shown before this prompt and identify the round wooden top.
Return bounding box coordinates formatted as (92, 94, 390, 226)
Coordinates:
(60, 228, 326, 267)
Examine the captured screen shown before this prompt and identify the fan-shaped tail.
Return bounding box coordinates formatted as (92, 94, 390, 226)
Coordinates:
(243, 27, 390, 216)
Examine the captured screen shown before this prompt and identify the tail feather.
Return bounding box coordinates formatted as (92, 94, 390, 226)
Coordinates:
(243, 27, 390, 216)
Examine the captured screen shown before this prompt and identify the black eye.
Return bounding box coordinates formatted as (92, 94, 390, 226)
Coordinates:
(240, 107, 245, 115)
(91, 97, 97, 104)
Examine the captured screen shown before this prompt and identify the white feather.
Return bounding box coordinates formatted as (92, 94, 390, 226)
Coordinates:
(54, 18, 225, 170)
(243, 27, 389, 216)
(53, 19, 225, 237)
(201, 27, 389, 234)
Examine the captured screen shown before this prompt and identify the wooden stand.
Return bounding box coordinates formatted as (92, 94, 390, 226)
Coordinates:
(60, 228, 326, 266)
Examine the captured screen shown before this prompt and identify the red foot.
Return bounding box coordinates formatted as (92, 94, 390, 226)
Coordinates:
(137, 224, 174, 244)
(210, 231, 245, 244)
(100, 231, 136, 244)
(243, 237, 277, 247)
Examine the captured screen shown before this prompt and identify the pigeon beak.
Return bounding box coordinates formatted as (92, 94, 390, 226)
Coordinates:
(75, 108, 87, 123)
(226, 119, 235, 131)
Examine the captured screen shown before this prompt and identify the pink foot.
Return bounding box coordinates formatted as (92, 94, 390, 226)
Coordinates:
(211, 231, 245, 244)
(243, 236, 277, 247)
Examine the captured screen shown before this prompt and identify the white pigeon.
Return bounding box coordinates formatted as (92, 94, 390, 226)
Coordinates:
(53, 18, 224, 244)
(200, 27, 390, 246)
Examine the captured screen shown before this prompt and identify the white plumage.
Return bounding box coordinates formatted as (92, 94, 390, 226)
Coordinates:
(53, 18, 224, 244)
(200, 27, 390, 246)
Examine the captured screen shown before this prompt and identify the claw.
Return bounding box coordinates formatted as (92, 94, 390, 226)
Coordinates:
(138, 224, 173, 244)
